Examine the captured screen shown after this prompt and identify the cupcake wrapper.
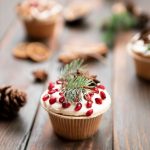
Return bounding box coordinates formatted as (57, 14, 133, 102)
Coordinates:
(134, 58, 150, 80)
(24, 20, 56, 39)
(130, 51, 150, 80)
(48, 111, 102, 140)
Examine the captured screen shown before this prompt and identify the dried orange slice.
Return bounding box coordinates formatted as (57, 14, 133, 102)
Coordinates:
(13, 43, 28, 59)
(26, 42, 51, 62)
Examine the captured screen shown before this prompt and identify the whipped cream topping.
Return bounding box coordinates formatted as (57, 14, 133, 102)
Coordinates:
(128, 31, 150, 57)
(41, 82, 111, 117)
(17, 0, 62, 22)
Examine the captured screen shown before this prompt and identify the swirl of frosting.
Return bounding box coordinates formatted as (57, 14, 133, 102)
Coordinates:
(128, 29, 150, 57)
(41, 82, 111, 117)
(17, 0, 62, 22)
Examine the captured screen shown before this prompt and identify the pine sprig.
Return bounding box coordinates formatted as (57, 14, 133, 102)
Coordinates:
(60, 59, 84, 80)
(65, 75, 94, 89)
(59, 59, 97, 103)
(63, 75, 94, 102)
(102, 12, 137, 47)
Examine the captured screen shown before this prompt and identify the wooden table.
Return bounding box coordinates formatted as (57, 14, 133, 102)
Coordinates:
(0, 0, 150, 150)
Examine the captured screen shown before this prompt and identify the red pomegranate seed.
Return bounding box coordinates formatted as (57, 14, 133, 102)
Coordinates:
(62, 102, 71, 108)
(100, 91, 106, 100)
(84, 94, 91, 101)
(93, 87, 99, 94)
(48, 90, 56, 94)
(49, 97, 56, 105)
(97, 84, 105, 90)
(42, 94, 49, 101)
(74, 103, 82, 111)
(54, 89, 59, 92)
(89, 93, 94, 97)
(48, 82, 54, 90)
(59, 96, 65, 103)
(86, 109, 93, 116)
(56, 80, 62, 84)
(86, 101, 93, 108)
(59, 92, 64, 96)
(95, 98, 102, 104)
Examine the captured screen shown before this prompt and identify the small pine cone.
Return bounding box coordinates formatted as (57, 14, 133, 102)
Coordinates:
(0, 86, 27, 119)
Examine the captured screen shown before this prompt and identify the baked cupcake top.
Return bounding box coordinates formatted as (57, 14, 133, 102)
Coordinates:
(128, 28, 150, 57)
(41, 60, 111, 117)
(17, 0, 62, 22)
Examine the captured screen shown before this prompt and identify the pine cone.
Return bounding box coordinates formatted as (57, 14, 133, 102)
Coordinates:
(0, 86, 27, 119)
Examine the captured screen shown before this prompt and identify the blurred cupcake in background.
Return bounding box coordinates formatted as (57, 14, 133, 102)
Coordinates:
(128, 28, 150, 80)
(17, 0, 62, 39)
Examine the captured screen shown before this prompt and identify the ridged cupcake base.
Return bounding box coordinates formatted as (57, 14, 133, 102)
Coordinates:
(48, 111, 102, 140)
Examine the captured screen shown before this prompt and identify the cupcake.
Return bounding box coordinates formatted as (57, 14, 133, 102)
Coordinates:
(128, 28, 150, 80)
(41, 59, 111, 140)
(17, 0, 62, 39)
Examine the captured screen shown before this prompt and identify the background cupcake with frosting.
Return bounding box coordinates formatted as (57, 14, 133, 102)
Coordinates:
(17, 0, 62, 39)
(128, 28, 150, 80)
(41, 59, 111, 140)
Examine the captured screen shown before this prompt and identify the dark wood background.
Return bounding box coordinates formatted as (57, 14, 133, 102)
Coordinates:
(0, 0, 150, 150)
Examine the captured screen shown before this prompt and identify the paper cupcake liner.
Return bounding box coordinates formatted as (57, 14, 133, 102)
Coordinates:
(128, 49, 150, 80)
(24, 20, 56, 39)
(48, 111, 102, 140)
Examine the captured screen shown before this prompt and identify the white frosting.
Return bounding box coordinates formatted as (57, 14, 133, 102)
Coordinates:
(17, 0, 62, 22)
(41, 83, 111, 117)
(128, 33, 150, 57)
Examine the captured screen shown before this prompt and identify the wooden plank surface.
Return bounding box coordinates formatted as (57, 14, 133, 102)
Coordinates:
(26, 1, 113, 150)
(0, 19, 58, 150)
(0, 0, 150, 150)
(0, 22, 46, 150)
(0, 0, 22, 40)
(113, 33, 150, 150)
(113, 1, 150, 150)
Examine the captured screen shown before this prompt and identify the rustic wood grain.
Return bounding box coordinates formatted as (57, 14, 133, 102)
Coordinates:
(0, 0, 150, 149)
(0, 18, 59, 150)
(26, 1, 113, 150)
(113, 32, 150, 150)
(113, 0, 150, 150)
(0, 0, 22, 40)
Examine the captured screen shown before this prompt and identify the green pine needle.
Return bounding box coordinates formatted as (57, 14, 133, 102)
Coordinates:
(147, 44, 150, 51)
(65, 75, 94, 89)
(63, 75, 94, 102)
(102, 12, 138, 47)
(59, 59, 96, 103)
(60, 59, 84, 80)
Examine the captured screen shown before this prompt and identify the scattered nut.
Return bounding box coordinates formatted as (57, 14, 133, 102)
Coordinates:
(32, 70, 48, 83)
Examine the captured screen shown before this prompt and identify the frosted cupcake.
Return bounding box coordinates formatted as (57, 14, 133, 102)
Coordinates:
(41, 59, 111, 140)
(128, 28, 150, 80)
(17, 0, 62, 39)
